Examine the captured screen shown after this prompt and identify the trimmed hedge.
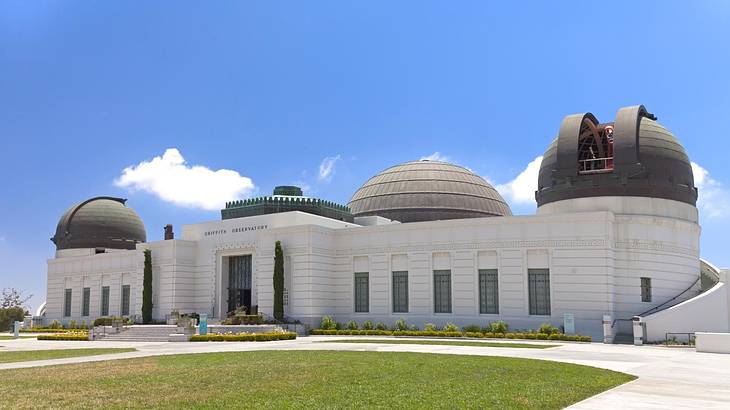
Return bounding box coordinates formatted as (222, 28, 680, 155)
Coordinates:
(190, 332, 297, 342)
(20, 328, 89, 333)
(37, 333, 90, 341)
(309, 329, 591, 342)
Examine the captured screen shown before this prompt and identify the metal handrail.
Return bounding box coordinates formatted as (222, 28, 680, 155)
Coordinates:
(638, 276, 700, 317)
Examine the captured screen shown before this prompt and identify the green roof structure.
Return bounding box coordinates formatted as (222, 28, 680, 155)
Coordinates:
(222, 186, 354, 222)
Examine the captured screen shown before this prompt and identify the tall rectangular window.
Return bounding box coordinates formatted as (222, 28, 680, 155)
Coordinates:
(63, 289, 72, 317)
(392, 271, 409, 313)
(101, 286, 110, 316)
(354, 272, 369, 313)
(433, 270, 452, 313)
(121, 285, 131, 316)
(479, 269, 499, 314)
(528, 269, 551, 315)
(641, 277, 652, 302)
(82, 287, 90, 317)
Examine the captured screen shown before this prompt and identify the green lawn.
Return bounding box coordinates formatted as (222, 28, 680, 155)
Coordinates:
(0, 351, 634, 409)
(319, 339, 558, 349)
(0, 348, 135, 364)
(0, 336, 36, 340)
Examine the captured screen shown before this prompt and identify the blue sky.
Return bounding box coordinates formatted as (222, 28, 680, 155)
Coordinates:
(2, 1, 730, 311)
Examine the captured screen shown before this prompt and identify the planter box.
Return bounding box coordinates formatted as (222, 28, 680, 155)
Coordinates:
(696, 332, 730, 354)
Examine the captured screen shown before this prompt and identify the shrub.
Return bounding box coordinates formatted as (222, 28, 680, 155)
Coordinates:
(488, 321, 508, 334)
(93, 317, 124, 327)
(462, 324, 481, 333)
(68, 320, 77, 329)
(190, 332, 296, 342)
(443, 323, 459, 332)
(375, 322, 388, 331)
(423, 323, 438, 332)
(346, 320, 358, 330)
(408, 324, 419, 331)
(49, 320, 63, 329)
(394, 318, 408, 331)
(539, 323, 560, 335)
(80, 320, 87, 329)
(21, 328, 88, 333)
(361, 320, 374, 330)
(320, 315, 337, 330)
(38, 333, 89, 341)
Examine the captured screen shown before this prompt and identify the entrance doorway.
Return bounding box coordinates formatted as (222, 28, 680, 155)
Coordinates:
(227, 255, 252, 314)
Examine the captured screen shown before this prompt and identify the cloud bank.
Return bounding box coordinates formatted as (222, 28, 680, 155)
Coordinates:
(114, 148, 255, 210)
(692, 162, 730, 218)
(420, 152, 451, 162)
(494, 156, 543, 205)
(318, 155, 341, 182)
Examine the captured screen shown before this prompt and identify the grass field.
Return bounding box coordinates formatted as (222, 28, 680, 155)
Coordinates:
(318, 339, 558, 349)
(0, 350, 634, 409)
(0, 336, 36, 340)
(0, 348, 135, 364)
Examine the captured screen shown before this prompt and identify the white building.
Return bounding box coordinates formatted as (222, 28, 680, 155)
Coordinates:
(44, 105, 728, 340)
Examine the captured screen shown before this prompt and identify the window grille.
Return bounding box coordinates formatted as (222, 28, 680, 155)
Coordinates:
(528, 269, 551, 315)
(354, 272, 369, 313)
(433, 270, 452, 313)
(479, 269, 499, 314)
(392, 271, 408, 313)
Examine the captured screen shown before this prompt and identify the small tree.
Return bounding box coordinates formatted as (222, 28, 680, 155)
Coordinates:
(142, 249, 153, 324)
(1, 288, 32, 309)
(273, 241, 284, 321)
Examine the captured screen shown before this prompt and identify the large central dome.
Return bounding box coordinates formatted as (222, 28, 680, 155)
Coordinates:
(349, 160, 512, 223)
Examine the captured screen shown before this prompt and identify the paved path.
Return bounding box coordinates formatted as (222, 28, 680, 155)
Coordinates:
(1, 336, 729, 409)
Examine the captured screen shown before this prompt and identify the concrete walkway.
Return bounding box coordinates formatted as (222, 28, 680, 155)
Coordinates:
(1, 336, 729, 409)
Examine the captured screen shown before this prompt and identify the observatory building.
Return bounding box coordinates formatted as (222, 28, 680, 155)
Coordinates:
(44, 105, 729, 341)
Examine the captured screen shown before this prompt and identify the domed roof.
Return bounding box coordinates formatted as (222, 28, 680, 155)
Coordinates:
(349, 160, 512, 223)
(536, 105, 697, 207)
(51, 197, 146, 250)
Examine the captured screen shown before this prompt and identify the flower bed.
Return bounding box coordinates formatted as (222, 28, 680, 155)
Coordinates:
(309, 329, 590, 342)
(37, 333, 90, 341)
(20, 328, 88, 333)
(190, 332, 297, 342)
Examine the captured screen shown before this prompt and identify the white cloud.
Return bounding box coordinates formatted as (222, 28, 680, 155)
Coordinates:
(494, 156, 543, 205)
(318, 155, 341, 182)
(420, 152, 451, 162)
(692, 162, 730, 218)
(114, 148, 256, 210)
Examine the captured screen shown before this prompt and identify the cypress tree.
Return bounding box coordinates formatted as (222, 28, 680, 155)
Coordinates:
(142, 249, 153, 324)
(273, 241, 284, 321)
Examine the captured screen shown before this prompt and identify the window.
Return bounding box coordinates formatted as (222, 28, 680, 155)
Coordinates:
(433, 270, 452, 313)
(479, 269, 499, 314)
(121, 285, 131, 316)
(354, 272, 369, 313)
(528, 269, 551, 315)
(82, 287, 90, 317)
(641, 277, 652, 302)
(392, 271, 408, 313)
(101, 286, 110, 316)
(63, 289, 72, 317)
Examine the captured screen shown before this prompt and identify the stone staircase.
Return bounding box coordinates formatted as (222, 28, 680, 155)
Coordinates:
(98, 325, 177, 342)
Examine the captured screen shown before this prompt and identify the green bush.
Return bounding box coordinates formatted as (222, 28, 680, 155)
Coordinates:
(49, 320, 63, 329)
(190, 332, 296, 342)
(393, 318, 408, 331)
(38, 333, 90, 341)
(423, 323, 438, 332)
(93, 317, 124, 327)
(443, 323, 459, 332)
(539, 323, 560, 335)
(68, 320, 77, 329)
(462, 324, 481, 333)
(361, 320, 374, 330)
(320, 315, 337, 330)
(375, 322, 388, 331)
(488, 321, 508, 334)
(346, 320, 358, 330)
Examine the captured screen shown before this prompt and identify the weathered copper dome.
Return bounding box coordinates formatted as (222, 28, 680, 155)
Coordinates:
(349, 160, 512, 223)
(52, 197, 146, 250)
(536, 105, 697, 207)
